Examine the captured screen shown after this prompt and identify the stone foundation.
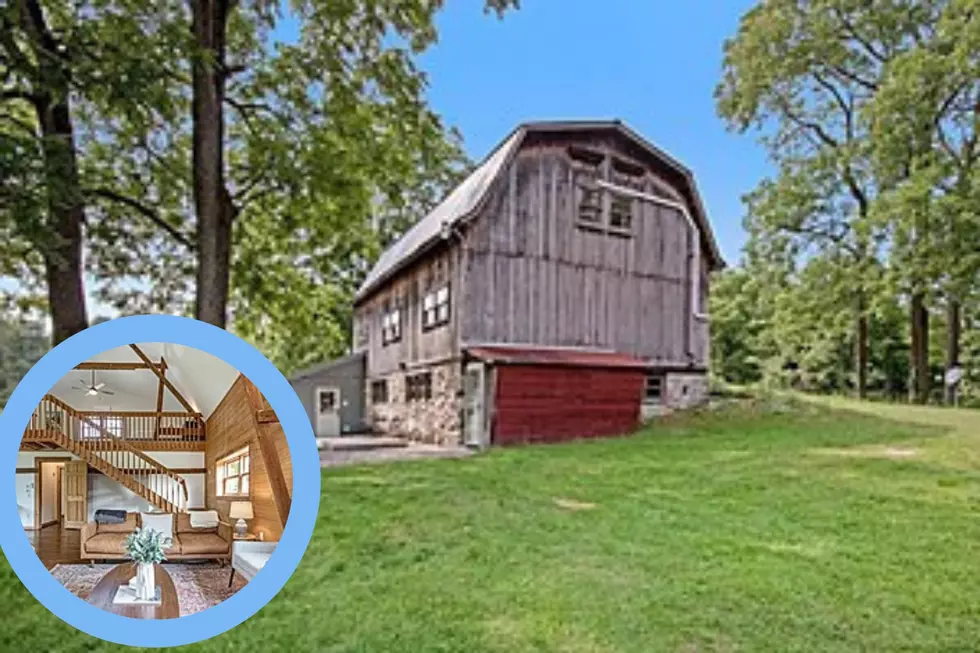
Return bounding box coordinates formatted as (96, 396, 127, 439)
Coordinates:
(664, 372, 709, 411)
(367, 363, 462, 446)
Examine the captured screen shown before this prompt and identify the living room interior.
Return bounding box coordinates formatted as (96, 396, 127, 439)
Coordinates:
(17, 342, 294, 618)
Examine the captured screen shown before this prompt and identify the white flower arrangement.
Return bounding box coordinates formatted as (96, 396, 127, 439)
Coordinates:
(124, 527, 168, 564)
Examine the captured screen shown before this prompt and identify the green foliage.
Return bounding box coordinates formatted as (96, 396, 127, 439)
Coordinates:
(716, 0, 980, 404)
(124, 527, 168, 565)
(2, 1, 517, 356)
(0, 315, 48, 409)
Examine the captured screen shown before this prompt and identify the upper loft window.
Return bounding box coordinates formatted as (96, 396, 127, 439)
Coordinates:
(568, 147, 638, 237)
(381, 305, 402, 346)
(575, 171, 603, 228)
(609, 194, 634, 232)
(217, 447, 250, 498)
(421, 285, 451, 331)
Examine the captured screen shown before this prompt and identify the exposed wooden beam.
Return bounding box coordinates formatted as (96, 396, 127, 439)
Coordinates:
(74, 362, 166, 371)
(129, 345, 198, 416)
(243, 380, 291, 526)
(154, 357, 166, 437)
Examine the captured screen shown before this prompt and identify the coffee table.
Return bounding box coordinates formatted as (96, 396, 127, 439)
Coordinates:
(87, 563, 179, 620)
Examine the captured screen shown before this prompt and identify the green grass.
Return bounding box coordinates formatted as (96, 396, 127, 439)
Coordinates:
(4, 397, 980, 651)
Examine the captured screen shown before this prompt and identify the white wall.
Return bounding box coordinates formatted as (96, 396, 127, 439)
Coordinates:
(17, 451, 205, 527)
(17, 474, 34, 528)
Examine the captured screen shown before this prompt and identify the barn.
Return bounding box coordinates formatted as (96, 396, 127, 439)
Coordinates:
(313, 120, 723, 447)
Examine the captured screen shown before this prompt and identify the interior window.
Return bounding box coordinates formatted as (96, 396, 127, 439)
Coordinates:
(216, 448, 250, 498)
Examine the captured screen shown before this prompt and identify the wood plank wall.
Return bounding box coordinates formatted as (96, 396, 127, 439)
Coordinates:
(205, 375, 293, 541)
(354, 246, 462, 377)
(462, 141, 710, 368)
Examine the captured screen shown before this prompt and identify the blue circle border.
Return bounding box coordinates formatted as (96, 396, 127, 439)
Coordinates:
(0, 315, 320, 647)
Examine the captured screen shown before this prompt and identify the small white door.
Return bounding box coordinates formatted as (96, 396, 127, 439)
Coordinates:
(463, 363, 489, 448)
(315, 387, 341, 437)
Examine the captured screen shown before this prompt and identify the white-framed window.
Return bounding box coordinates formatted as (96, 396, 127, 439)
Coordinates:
(422, 285, 451, 331)
(216, 447, 250, 498)
(382, 305, 402, 345)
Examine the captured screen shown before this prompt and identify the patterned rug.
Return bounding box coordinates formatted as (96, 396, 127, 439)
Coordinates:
(51, 563, 247, 617)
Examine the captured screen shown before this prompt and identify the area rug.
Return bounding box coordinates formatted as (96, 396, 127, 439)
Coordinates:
(50, 563, 247, 617)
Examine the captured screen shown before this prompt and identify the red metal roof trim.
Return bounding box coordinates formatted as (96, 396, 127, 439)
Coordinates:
(466, 346, 649, 369)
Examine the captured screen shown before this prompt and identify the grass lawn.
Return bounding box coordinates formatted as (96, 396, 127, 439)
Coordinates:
(3, 397, 980, 651)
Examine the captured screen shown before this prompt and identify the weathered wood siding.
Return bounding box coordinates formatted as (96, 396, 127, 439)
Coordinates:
(461, 140, 710, 367)
(354, 245, 462, 377)
(205, 376, 292, 541)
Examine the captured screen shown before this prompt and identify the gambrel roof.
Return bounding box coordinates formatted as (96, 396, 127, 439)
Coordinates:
(355, 120, 723, 303)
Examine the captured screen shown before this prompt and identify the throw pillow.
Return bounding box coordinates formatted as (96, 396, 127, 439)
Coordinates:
(141, 512, 174, 547)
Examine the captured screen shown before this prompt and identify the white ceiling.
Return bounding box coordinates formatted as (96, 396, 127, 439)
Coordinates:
(47, 343, 239, 418)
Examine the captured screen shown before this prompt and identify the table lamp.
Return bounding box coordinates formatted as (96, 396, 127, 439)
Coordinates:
(228, 501, 253, 538)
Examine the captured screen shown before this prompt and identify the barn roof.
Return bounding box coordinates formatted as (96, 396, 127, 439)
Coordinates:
(355, 120, 723, 304)
(467, 345, 649, 369)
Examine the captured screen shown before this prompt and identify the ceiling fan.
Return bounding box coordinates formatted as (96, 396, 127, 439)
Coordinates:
(71, 371, 115, 397)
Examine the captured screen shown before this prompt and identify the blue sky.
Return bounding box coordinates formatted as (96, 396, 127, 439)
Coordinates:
(416, 0, 769, 264)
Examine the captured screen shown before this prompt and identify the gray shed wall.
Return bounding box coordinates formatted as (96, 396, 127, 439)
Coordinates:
(290, 354, 367, 435)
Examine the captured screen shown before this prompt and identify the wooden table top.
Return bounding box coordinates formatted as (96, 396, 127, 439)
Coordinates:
(87, 563, 179, 620)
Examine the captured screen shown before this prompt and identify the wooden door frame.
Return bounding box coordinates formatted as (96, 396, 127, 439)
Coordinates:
(33, 456, 72, 530)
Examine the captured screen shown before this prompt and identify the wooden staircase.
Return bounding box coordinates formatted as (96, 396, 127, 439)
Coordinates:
(24, 395, 189, 513)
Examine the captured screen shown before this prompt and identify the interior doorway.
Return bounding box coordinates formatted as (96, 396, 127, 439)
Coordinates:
(35, 457, 71, 530)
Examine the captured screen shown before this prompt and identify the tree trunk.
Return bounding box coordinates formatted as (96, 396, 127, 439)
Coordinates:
(191, 0, 235, 328)
(855, 294, 868, 400)
(23, 0, 89, 343)
(37, 98, 89, 344)
(909, 292, 930, 404)
(945, 298, 961, 405)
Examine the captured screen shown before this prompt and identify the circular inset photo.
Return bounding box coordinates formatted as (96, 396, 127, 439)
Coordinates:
(0, 316, 319, 647)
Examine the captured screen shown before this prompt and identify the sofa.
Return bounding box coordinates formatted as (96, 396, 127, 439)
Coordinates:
(80, 512, 232, 563)
(229, 540, 275, 587)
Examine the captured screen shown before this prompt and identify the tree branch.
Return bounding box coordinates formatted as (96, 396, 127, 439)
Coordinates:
(87, 188, 195, 249)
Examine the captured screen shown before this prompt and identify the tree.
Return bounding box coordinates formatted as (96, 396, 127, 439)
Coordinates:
(0, 314, 48, 408)
(185, 0, 520, 329)
(716, 0, 962, 403)
(866, 0, 980, 403)
(1, 1, 193, 343)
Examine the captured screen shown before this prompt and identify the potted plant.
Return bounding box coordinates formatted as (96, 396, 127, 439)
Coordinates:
(124, 527, 168, 600)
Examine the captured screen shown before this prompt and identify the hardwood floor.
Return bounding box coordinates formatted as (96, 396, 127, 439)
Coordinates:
(25, 523, 83, 569)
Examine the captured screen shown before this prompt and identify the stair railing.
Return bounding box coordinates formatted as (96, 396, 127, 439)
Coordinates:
(27, 395, 189, 513)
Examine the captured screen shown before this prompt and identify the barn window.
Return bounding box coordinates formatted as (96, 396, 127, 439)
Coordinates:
(405, 372, 432, 402)
(643, 374, 663, 404)
(356, 314, 370, 348)
(609, 194, 633, 233)
(371, 380, 389, 404)
(381, 305, 402, 345)
(421, 285, 451, 331)
(576, 172, 602, 227)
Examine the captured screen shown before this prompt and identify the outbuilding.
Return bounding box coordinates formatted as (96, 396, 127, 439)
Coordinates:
(289, 352, 367, 437)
